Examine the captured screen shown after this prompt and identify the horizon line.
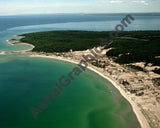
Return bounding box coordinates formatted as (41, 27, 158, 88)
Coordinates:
(0, 12, 160, 17)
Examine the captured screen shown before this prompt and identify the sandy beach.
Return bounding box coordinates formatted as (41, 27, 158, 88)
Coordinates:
(0, 51, 5, 55)
(3, 35, 160, 128)
(30, 53, 150, 128)
(5, 36, 35, 53)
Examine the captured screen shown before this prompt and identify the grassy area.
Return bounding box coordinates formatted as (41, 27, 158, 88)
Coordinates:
(20, 30, 160, 66)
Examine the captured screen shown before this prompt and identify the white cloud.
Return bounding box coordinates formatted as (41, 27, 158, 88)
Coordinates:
(131, 1, 149, 5)
(109, 1, 124, 3)
(1, 0, 158, 15)
(108, 0, 148, 5)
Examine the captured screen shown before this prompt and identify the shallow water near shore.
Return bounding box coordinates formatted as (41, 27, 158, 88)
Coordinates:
(1, 13, 160, 128)
(0, 56, 140, 128)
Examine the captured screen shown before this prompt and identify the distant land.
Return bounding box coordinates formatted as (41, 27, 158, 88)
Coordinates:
(1, 12, 160, 17)
(85, 12, 160, 16)
(19, 30, 160, 67)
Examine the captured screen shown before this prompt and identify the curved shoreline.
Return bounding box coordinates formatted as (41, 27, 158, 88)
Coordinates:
(30, 54, 150, 128)
(5, 36, 35, 53)
(2, 34, 150, 128)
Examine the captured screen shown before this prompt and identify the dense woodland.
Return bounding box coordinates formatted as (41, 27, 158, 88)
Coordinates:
(20, 30, 160, 66)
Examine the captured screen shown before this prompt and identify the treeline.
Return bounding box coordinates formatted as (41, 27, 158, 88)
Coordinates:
(20, 30, 111, 52)
(20, 30, 160, 66)
(105, 31, 160, 66)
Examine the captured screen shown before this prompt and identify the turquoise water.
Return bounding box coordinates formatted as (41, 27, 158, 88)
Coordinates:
(0, 56, 139, 128)
(1, 13, 160, 128)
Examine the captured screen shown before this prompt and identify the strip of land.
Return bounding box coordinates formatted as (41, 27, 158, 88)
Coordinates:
(5, 35, 35, 53)
(3, 30, 160, 128)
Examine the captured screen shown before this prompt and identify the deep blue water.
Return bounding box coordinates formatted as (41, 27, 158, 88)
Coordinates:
(0, 13, 160, 52)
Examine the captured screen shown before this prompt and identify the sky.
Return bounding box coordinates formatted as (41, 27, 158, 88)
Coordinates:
(0, 0, 160, 15)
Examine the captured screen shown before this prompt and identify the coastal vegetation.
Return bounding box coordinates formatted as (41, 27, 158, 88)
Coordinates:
(105, 31, 160, 66)
(20, 31, 110, 52)
(153, 68, 160, 75)
(20, 30, 160, 66)
(126, 65, 147, 73)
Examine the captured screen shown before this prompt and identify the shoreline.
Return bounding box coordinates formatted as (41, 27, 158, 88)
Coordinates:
(4, 36, 35, 53)
(30, 54, 150, 128)
(2, 34, 153, 128)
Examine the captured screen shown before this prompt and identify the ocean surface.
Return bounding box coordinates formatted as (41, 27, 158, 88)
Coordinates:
(0, 13, 160, 128)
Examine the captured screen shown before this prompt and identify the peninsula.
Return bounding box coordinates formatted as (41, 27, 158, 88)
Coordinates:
(7, 30, 160, 128)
